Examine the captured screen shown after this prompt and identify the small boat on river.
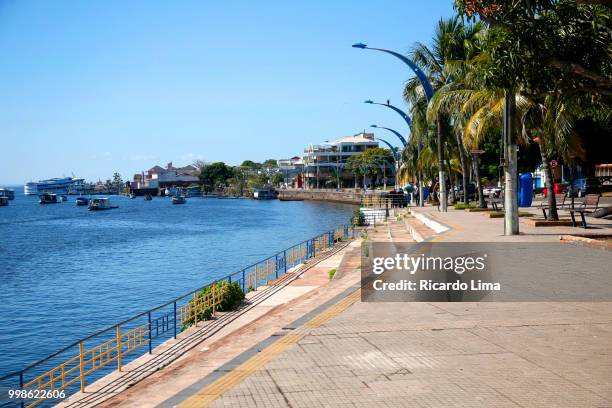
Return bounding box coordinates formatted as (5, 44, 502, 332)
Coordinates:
(172, 196, 186, 205)
(39, 193, 62, 204)
(144, 194, 153, 201)
(76, 197, 89, 206)
(0, 188, 15, 200)
(88, 197, 118, 211)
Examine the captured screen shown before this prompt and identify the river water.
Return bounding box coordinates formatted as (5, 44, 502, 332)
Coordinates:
(0, 189, 354, 376)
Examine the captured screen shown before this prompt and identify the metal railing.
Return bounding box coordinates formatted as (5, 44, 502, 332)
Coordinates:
(0, 225, 354, 408)
(360, 193, 411, 209)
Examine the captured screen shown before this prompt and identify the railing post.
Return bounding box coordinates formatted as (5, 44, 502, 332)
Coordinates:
(193, 292, 198, 326)
(173, 301, 177, 339)
(117, 324, 122, 372)
(147, 311, 152, 354)
(79, 341, 85, 393)
(283, 250, 287, 273)
(19, 372, 24, 408)
(212, 284, 216, 318)
(312, 239, 316, 257)
(241, 269, 246, 293)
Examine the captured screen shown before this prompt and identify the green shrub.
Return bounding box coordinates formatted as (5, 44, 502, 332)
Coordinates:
(351, 209, 367, 226)
(328, 268, 337, 281)
(181, 281, 244, 331)
(454, 202, 477, 210)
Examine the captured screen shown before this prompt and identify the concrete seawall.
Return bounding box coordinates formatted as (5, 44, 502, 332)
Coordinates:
(278, 189, 380, 204)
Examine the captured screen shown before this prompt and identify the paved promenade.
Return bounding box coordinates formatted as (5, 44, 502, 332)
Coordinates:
(149, 208, 611, 408)
(86, 206, 612, 408)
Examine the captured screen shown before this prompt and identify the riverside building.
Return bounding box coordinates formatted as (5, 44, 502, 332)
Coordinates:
(302, 132, 380, 189)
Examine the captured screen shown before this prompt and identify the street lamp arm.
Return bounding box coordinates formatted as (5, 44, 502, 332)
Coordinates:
(375, 138, 399, 162)
(373, 102, 412, 128)
(375, 126, 407, 147)
(363, 46, 434, 101)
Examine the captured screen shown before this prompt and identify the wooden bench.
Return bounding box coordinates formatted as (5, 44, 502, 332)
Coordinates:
(567, 194, 600, 229)
(541, 193, 566, 219)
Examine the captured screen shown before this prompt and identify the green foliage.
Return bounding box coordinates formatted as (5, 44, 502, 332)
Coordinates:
(181, 282, 244, 331)
(351, 209, 367, 226)
(262, 159, 278, 168)
(454, 202, 477, 209)
(328, 268, 337, 281)
(346, 147, 395, 179)
(240, 160, 258, 169)
(271, 172, 284, 186)
(199, 162, 235, 192)
(247, 172, 269, 189)
(112, 172, 123, 190)
(456, 0, 611, 101)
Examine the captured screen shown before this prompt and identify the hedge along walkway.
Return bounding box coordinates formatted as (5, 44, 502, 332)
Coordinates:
(59, 239, 362, 408)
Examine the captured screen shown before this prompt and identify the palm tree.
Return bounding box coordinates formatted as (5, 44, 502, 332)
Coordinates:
(405, 17, 485, 210)
(521, 94, 585, 220)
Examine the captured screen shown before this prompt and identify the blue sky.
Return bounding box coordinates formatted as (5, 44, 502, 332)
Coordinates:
(0, 0, 456, 184)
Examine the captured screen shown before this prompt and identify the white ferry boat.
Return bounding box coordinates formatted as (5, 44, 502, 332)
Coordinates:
(24, 177, 89, 196)
(24, 182, 38, 196)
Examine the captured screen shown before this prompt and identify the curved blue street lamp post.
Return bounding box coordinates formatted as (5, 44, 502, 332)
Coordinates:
(365, 100, 412, 129)
(374, 138, 398, 161)
(375, 137, 399, 189)
(371, 125, 407, 148)
(352, 43, 434, 101)
(355, 43, 432, 207)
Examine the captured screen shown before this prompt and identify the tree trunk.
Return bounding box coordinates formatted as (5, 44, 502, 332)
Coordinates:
(436, 114, 447, 212)
(447, 159, 456, 204)
(417, 142, 424, 207)
(538, 137, 559, 221)
(455, 132, 470, 205)
(503, 91, 519, 235)
(473, 154, 486, 208)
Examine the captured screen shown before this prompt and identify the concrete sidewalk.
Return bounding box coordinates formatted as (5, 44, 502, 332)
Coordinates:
(159, 209, 612, 408)
(75, 241, 364, 408)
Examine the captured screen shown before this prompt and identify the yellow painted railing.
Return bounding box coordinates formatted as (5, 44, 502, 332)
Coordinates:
(22, 322, 150, 407)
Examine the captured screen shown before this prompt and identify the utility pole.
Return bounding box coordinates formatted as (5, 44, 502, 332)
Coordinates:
(503, 91, 519, 235)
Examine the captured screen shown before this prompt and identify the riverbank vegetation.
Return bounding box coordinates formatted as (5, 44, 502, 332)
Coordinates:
(193, 159, 280, 196)
(181, 281, 245, 330)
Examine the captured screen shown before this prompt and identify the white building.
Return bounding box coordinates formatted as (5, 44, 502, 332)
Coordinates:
(302, 132, 380, 188)
(277, 156, 304, 188)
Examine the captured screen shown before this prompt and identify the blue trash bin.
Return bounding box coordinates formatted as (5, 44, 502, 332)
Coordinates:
(422, 187, 430, 201)
(518, 173, 533, 207)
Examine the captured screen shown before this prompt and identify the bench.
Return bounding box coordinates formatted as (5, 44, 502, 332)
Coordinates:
(541, 193, 566, 219)
(567, 194, 600, 229)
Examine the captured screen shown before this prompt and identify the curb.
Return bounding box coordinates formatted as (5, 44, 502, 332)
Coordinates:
(408, 208, 450, 234)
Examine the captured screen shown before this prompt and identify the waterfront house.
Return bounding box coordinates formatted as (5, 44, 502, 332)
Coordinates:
(277, 156, 304, 188)
(130, 162, 200, 195)
(302, 132, 384, 189)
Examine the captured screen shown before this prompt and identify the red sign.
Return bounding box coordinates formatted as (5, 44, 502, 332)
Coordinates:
(550, 160, 558, 168)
